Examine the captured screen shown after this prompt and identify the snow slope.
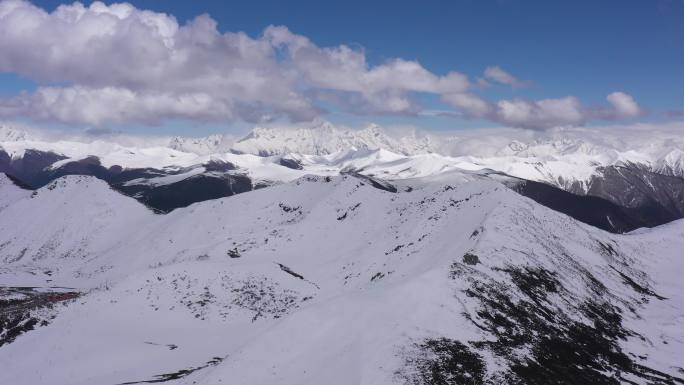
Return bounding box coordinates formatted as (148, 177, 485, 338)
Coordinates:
(0, 172, 682, 384)
(0, 174, 30, 212)
(0, 175, 154, 284)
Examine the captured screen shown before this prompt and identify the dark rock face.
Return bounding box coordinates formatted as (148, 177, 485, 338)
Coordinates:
(1, 287, 80, 347)
(203, 159, 237, 172)
(1, 150, 257, 212)
(571, 165, 684, 225)
(4, 173, 33, 190)
(399, 259, 684, 385)
(42, 156, 118, 185)
(0, 149, 10, 174)
(113, 173, 253, 213)
(511, 179, 652, 233)
(342, 171, 398, 193)
(462, 253, 479, 265)
(278, 157, 303, 170)
(401, 338, 486, 385)
(102, 162, 251, 213)
(0, 149, 67, 187)
(106, 167, 169, 185)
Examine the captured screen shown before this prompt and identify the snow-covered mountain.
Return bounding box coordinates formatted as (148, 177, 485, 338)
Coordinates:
(3, 122, 683, 182)
(0, 176, 153, 268)
(1, 172, 683, 384)
(0, 124, 31, 142)
(231, 122, 438, 156)
(2, 122, 684, 227)
(655, 149, 684, 177)
(167, 134, 236, 155)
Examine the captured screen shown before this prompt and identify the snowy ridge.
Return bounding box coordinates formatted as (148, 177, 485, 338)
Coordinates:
(0, 173, 682, 384)
(0, 175, 153, 269)
(0, 137, 200, 169)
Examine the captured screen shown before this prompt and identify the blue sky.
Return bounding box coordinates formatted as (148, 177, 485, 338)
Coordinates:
(143, 0, 684, 105)
(1, 0, 683, 134)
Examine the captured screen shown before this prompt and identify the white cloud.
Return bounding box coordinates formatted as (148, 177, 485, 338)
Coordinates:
(441, 93, 586, 130)
(0, 1, 317, 123)
(0, 0, 646, 130)
(494, 97, 585, 129)
(441, 93, 492, 117)
(263, 25, 470, 114)
(0, 86, 241, 126)
(442, 92, 642, 130)
(606, 92, 642, 118)
(483, 66, 527, 88)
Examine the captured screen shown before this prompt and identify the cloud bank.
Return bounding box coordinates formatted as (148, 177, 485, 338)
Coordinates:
(0, 0, 642, 129)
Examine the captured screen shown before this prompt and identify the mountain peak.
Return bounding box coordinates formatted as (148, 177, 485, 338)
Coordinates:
(232, 122, 434, 157)
(0, 124, 30, 142)
(40, 175, 110, 192)
(167, 134, 234, 155)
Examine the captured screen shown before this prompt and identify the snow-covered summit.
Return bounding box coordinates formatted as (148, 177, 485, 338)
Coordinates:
(167, 134, 235, 155)
(0, 125, 32, 142)
(655, 149, 684, 176)
(232, 122, 436, 156)
(141, 124, 684, 183)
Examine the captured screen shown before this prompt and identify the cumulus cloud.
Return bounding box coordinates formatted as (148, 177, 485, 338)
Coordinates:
(263, 25, 470, 113)
(0, 0, 645, 130)
(606, 92, 642, 118)
(494, 97, 585, 129)
(0, 86, 244, 125)
(441, 93, 492, 117)
(483, 66, 528, 88)
(0, 1, 319, 123)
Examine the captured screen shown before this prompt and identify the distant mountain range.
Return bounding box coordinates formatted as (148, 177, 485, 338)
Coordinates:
(2, 123, 684, 232)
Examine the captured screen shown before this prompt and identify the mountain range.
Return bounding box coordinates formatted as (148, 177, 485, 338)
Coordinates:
(1, 120, 684, 384)
(2, 123, 684, 232)
(1, 168, 683, 384)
